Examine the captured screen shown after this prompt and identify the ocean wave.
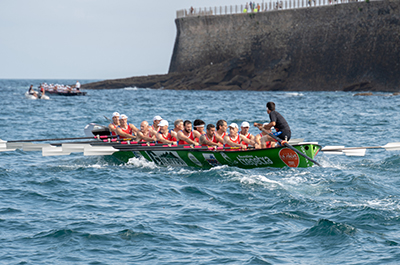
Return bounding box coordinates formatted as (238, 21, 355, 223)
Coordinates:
(127, 157, 157, 169)
(303, 218, 357, 237)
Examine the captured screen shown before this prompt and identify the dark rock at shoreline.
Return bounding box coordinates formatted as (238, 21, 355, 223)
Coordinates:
(83, 1, 400, 92)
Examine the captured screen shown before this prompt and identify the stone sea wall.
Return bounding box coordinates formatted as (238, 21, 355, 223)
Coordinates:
(83, 0, 400, 91)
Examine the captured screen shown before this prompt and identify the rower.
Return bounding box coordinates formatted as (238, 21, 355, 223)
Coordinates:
(116, 114, 139, 139)
(224, 123, 257, 149)
(108, 112, 120, 136)
(151, 115, 163, 132)
(255, 124, 276, 149)
(136, 121, 156, 142)
(193, 119, 206, 142)
(240, 121, 255, 147)
(199, 124, 222, 147)
(156, 120, 176, 144)
(170, 119, 184, 143)
(214, 119, 227, 145)
(177, 120, 199, 145)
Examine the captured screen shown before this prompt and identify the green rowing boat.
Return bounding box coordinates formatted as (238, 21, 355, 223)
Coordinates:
(112, 143, 321, 169)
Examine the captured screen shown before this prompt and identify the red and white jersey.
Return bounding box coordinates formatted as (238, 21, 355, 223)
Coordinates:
(241, 132, 252, 146)
(178, 130, 195, 145)
(201, 133, 218, 147)
(157, 131, 174, 144)
(139, 128, 153, 142)
(118, 124, 133, 135)
(224, 134, 241, 148)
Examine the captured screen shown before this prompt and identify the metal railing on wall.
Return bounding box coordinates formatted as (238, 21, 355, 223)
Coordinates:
(176, 0, 370, 18)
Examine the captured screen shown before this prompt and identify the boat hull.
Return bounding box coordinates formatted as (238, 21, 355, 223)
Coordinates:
(112, 144, 321, 169)
(45, 90, 87, 96)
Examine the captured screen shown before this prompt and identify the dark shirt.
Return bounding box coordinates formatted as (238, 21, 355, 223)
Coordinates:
(269, 110, 290, 133)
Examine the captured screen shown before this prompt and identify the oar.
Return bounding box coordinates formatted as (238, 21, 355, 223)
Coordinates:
(268, 133, 321, 167)
(321, 142, 400, 156)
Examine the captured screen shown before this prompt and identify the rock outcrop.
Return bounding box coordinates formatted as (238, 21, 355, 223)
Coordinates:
(83, 0, 400, 92)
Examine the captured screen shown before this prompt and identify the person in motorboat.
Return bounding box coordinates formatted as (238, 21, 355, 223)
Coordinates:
(136, 120, 157, 142)
(28, 85, 38, 98)
(108, 112, 120, 136)
(255, 125, 276, 149)
(193, 119, 206, 142)
(151, 115, 163, 132)
(240, 121, 255, 147)
(177, 120, 199, 145)
(224, 123, 257, 149)
(199, 124, 222, 147)
(116, 114, 139, 139)
(156, 120, 177, 144)
(75, 80, 81, 91)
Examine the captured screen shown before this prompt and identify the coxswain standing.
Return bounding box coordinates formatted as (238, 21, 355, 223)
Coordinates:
(239, 121, 255, 147)
(255, 101, 291, 144)
(177, 120, 199, 146)
(156, 120, 176, 144)
(108, 112, 120, 136)
(224, 123, 257, 149)
(199, 124, 222, 147)
(136, 121, 157, 142)
(116, 114, 139, 139)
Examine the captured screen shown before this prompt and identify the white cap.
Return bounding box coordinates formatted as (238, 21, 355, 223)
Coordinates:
(120, 114, 128, 119)
(229, 123, 239, 129)
(112, 112, 120, 118)
(158, 120, 169, 127)
(241, 121, 250, 128)
(153, 115, 162, 121)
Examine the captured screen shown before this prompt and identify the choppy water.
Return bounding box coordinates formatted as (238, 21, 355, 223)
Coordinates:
(1, 79, 400, 264)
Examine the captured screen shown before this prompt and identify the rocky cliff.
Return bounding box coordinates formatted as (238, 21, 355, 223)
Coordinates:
(83, 0, 400, 92)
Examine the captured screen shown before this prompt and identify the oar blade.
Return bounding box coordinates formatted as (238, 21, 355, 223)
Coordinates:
(0, 140, 16, 152)
(42, 146, 71, 156)
(23, 143, 51, 151)
(83, 145, 117, 156)
(383, 142, 400, 151)
(62, 143, 90, 153)
(6, 142, 24, 150)
(343, 149, 366, 156)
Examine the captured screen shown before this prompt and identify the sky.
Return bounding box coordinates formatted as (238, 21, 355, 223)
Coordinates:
(0, 0, 251, 80)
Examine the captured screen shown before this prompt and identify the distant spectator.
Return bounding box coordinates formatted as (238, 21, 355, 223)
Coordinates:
(245, 2, 249, 10)
(190, 6, 194, 14)
(257, 3, 261, 11)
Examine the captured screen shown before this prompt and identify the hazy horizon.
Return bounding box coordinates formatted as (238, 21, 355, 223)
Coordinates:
(1, 0, 253, 80)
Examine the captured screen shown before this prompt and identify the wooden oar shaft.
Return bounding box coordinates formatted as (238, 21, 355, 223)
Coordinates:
(8, 135, 118, 143)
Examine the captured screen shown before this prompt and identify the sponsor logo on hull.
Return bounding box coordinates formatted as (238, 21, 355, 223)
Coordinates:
(202, 153, 221, 166)
(188, 153, 203, 167)
(279, 148, 299, 167)
(146, 151, 187, 166)
(236, 154, 274, 166)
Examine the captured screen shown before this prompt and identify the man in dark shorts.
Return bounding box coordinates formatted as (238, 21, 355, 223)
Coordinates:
(255, 101, 291, 144)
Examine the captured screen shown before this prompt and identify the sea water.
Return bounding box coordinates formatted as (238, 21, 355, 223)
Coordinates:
(1, 79, 400, 264)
